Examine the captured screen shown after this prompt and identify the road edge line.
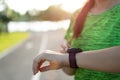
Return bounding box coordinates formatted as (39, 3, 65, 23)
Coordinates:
(31, 32, 48, 80)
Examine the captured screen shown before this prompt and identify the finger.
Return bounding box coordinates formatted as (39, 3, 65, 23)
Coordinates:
(60, 49, 66, 53)
(61, 44, 68, 52)
(33, 59, 45, 75)
(39, 61, 59, 72)
(39, 65, 51, 72)
(37, 59, 46, 71)
(61, 44, 67, 50)
(32, 59, 38, 75)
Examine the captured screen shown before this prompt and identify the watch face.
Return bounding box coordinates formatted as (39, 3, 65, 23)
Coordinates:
(67, 48, 82, 54)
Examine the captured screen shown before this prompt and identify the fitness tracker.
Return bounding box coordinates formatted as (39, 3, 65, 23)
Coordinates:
(67, 48, 82, 68)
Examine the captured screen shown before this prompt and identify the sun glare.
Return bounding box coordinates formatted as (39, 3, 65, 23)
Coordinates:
(5, 0, 86, 14)
(61, 0, 86, 13)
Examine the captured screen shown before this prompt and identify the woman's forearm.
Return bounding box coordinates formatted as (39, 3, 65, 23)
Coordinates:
(32, 46, 120, 74)
(76, 46, 120, 73)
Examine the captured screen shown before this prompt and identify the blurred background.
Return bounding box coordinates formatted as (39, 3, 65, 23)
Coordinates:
(0, 0, 85, 80)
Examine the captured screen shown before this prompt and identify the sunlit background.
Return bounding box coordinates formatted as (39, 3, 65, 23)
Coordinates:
(0, 0, 85, 80)
(0, 0, 85, 32)
(0, 0, 86, 54)
(5, 0, 85, 14)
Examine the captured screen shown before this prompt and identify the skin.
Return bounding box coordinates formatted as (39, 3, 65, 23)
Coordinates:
(76, 46, 120, 73)
(33, 46, 120, 75)
(90, 0, 120, 15)
(32, 0, 120, 75)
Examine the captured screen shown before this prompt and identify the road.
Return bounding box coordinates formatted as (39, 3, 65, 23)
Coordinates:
(0, 29, 74, 80)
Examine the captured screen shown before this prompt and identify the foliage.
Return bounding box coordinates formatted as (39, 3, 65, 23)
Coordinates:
(33, 5, 71, 21)
(0, 13, 11, 33)
(0, 22, 6, 33)
(0, 14, 11, 22)
(9, 10, 21, 21)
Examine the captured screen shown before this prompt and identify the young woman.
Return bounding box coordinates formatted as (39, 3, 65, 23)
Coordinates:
(33, 0, 120, 80)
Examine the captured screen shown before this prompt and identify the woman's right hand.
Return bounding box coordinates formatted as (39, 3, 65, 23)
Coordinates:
(60, 40, 71, 54)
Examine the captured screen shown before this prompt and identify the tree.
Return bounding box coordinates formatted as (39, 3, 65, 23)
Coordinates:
(33, 5, 71, 21)
(0, 0, 12, 33)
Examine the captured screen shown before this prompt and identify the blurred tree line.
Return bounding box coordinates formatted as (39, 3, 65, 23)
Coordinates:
(32, 5, 71, 21)
(0, 0, 71, 34)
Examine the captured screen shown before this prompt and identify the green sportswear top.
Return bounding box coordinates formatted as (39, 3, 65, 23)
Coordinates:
(65, 4, 120, 80)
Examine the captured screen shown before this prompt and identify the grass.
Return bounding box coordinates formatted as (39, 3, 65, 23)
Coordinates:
(0, 32, 29, 53)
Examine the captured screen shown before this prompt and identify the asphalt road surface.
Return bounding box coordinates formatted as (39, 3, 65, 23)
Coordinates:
(0, 29, 74, 80)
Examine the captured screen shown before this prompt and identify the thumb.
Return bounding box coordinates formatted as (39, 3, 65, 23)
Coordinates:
(39, 65, 51, 72)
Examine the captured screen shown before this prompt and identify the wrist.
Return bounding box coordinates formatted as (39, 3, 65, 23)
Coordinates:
(62, 54, 70, 67)
(67, 48, 82, 68)
(69, 53, 79, 68)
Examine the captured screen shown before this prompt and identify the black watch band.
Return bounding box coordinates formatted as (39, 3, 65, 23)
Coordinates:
(69, 52, 78, 68)
(67, 48, 82, 68)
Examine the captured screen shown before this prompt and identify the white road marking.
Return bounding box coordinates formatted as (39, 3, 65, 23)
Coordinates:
(31, 33, 48, 80)
(38, 33, 48, 53)
(31, 72, 41, 80)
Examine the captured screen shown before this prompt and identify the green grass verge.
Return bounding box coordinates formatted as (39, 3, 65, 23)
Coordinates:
(0, 32, 29, 53)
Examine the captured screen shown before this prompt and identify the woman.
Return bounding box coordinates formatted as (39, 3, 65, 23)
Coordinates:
(33, 0, 120, 80)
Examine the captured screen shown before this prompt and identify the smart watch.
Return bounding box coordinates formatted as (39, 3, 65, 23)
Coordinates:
(67, 48, 82, 68)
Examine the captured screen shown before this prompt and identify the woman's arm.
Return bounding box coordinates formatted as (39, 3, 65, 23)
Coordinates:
(33, 46, 120, 75)
(76, 46, 120, 73)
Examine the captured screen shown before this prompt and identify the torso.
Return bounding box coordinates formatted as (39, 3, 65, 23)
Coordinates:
(72, 3, 120, 80)
(65, 2, 120, 80)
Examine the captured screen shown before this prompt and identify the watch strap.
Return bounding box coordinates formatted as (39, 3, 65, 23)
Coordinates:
(69, 53, 78, 68)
